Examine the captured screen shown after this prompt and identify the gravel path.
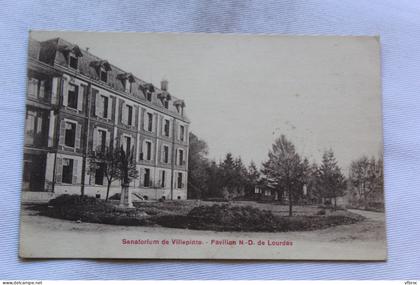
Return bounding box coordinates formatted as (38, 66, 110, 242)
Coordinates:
(19, 206, 387, 260)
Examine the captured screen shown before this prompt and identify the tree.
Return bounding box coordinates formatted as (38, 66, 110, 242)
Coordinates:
(219, 153, 237, 198)
(88, 140, 138, 201)
(206, 160, 223, 198)
(88, 141, 121, 201)
(307, 162, 322, 203)
(245, 161, 260, 198)
(318, 150, 346, 209)
(118, 145, 139, 185)
(118, 145, 139, 208)
(262, 135, 304, 216)
(187, 132, 210, 199)
(349, 156, 383, 207)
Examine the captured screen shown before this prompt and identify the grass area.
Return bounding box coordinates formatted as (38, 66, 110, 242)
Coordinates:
(38, 194, 365, 232)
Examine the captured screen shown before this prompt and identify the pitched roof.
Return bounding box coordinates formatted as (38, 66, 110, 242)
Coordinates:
(29, 37, 188, 121)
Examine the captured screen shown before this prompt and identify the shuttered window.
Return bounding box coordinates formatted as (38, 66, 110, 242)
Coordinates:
(102, 95, 109, 118)
(146, 141, 152, 160)
(180, 125, 185, 141)
(177, 172, 183, 189)
(144, 168, 151, 187)
(64, 122, 76, 147)
(147, 112, 153, 131)
(160, 170, 166, 188)
(67, 84, 78, 109)
(164, 119, 170, 137)
(69, 54, 78, 69)
(127, 105, 133, 126)
(62, 158, 73, 184)
(163, 145, 169, 163)
(178, 149, 184, 165)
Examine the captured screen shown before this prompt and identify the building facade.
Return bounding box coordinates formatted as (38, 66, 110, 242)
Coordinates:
(23, 37, 190, 201)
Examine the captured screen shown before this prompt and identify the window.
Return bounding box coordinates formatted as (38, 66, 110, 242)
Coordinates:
(25, 109, 48, 146)
(160, 170, 166, 188)
(69, 54, 78, 69)
(95, 163, 105, 185)
(163, 145, 169, 163)
(177, 172, 183, 189)
(180, 125, 185, 141)
(64, 122, 76, 147)
(101, 95, 109, 118)
(147, 112, 153, 132)
(164, 100, 169, 109)
(124, 136, 131, 153)
(164, 119, 170, 137)
(145, 141, 152, 160)
(146, 91, 152, 102)
(126, 105, 133, 126)
(143, 168, 151, 187)
(100, 68, 107, 82)
(62, 158, 73, 184)
(98, 129, 107, 152)
(67, 84, 79, 109)
(124, 79, 132, 93)
(178, 149, 184, 165)
(28, 77, 51, 100)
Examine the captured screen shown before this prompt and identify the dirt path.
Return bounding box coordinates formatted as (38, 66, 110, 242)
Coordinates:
(19, 207, 387, 260)
(348, 209, 385, 222)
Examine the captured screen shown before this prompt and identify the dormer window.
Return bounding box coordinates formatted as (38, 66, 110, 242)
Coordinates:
(158, 91, 171, 109)
(58, 44, 82, 70)
(146, 91, 152, 102)
(118, 73, 135, 93)
(124, 80, 132, 93)
(69, 53, 78, 70)
(173, 99, 185, 115)
(100, 68, 107, 83)
(90, 60, 112, 83)
(141, 83, 155, 102)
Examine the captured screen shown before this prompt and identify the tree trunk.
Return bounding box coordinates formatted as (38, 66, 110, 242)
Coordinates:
(106, 181, 111, 201)
(334, 196, 337, 210)
(288, 186, 293, 217)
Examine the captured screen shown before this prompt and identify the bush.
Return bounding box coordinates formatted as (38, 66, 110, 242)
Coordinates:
(41, 195, 365, 231)
(109, 193, 121, 200)
(202, 197, 229, 202)
(42, 194, 150, 226)
(317, 209, 326, 215)
(156, 204, 277, 231)
(155, 204, 365, 232)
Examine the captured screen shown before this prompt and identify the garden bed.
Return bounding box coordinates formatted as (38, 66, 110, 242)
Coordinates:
(39, 195, 365, 231)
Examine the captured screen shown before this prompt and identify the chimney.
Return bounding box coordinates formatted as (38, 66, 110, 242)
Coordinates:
(161, 79, 168, 91)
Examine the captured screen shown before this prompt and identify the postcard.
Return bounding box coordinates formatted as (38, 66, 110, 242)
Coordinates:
(19, 31, 385, 260)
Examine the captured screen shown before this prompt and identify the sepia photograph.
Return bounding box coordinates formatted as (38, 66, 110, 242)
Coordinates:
(19, 31, 385, 260)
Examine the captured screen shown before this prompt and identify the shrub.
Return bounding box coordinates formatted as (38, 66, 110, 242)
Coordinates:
(155, 204, 364, 232)
(42, 194, 150, 226)
(40, 195, 365, 231)
(109, 193, 121, 200)
(317, 209, 326, 215)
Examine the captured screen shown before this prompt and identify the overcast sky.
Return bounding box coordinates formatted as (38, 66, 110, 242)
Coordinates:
(31, 31, 383, 172)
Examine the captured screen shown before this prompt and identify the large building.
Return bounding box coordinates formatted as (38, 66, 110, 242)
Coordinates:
(22, 37, 190, 202)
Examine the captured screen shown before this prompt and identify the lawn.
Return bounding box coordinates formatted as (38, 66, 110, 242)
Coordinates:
(38, 195, 364, 232)
(131, 199, 322, 217)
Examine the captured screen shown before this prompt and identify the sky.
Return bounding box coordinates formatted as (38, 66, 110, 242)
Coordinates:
(30, 31, 383, 172)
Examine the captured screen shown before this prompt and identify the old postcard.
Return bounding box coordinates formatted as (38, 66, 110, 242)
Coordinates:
(19, 31, 385, 260)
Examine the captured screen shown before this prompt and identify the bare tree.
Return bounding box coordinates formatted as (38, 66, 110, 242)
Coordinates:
(88, 142, 121, 201)
(88, 140, 138, 201)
